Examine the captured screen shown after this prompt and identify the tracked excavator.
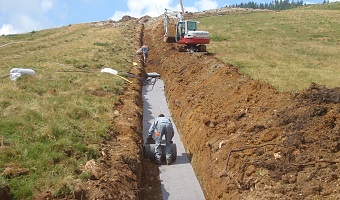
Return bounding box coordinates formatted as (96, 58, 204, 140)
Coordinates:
(163, 2, 210, 52)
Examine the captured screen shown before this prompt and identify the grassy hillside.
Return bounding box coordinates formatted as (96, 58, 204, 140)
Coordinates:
(0, 22, 135, 199)
(200, 2, 340, 91)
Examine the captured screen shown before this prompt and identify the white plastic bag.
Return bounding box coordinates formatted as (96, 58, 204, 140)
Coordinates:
(100, 68, 118, 75)
(9, 68, 36, 81)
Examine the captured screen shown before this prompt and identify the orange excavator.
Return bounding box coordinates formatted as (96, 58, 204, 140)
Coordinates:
(164, 0, 210, 52)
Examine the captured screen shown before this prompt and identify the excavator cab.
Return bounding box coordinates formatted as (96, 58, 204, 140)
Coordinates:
(176, 21, 185, 42)
(176, 21, 198, 42)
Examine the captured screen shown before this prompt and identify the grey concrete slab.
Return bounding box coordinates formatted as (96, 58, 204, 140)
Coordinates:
(143, 79, 205, 200)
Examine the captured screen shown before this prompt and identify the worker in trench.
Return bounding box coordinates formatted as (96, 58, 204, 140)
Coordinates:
(141, 44, 148, 63)
(147, 114, 174, 165)
(137, 44, 149, 63)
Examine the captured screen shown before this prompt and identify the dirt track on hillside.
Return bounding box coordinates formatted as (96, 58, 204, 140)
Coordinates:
(141, 16, 340, 199)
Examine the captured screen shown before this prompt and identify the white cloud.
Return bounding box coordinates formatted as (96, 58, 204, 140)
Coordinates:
(40, 0, 54, 13)
(0, 24, 18, 35)
(194, 0, 218, 11)
(0, 0, 50, 15)
(110, 11, 129, 21)
(0, 0, 55, 34)
(109, 0, 173, 20)
(18, 14, 45, 32)
(329, 0, 340, 2)
(109, 0, 216, 21)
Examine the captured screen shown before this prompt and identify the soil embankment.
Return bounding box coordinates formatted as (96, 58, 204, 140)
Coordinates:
(143, 17, 340, 199)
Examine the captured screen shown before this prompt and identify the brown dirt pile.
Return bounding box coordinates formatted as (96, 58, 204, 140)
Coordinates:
(143, 18, 340, 199)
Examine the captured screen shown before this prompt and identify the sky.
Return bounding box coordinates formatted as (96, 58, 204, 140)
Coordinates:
(0, 0, 334, 35)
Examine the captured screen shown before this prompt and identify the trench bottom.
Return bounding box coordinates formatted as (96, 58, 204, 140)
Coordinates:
(142, 78, 205, 200)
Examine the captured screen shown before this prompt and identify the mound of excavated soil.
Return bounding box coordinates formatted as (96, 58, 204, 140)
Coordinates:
(142, 17, 340, 199)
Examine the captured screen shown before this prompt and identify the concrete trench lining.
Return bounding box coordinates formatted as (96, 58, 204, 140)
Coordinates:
(142, 77, 205, 200)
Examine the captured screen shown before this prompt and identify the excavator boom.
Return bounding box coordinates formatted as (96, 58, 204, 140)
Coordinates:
(180, 0, 185, 17)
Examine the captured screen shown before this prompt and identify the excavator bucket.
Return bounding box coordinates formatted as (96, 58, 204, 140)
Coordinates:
(164, 36, 176, 43)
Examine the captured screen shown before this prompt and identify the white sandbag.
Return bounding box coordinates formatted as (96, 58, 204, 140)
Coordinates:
(9, 68, 36, 81)
(100, 68, 118, 75)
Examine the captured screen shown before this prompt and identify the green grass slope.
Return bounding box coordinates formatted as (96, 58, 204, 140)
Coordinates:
(0, 22, 135, 199)
(200, 2, 340, 91)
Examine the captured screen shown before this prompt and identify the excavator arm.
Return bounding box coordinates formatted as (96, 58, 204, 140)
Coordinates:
(180, 0, 185, 18)
(164, 9, 183, 36)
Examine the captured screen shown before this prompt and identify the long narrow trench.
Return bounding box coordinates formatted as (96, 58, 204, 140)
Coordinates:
(136, 15, 340, 200)
(142, 77, 205, 199)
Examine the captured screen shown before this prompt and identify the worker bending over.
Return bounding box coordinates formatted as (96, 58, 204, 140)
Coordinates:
(148, 114, 174, 165)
